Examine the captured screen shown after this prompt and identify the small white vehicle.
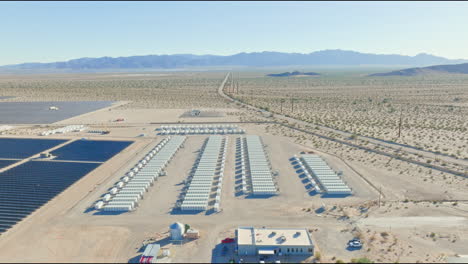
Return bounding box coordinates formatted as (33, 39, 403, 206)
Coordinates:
(347, 238, 363, 248)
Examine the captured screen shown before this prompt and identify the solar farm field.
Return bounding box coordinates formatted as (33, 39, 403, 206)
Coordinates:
(0, 160, 17, 170)
(0, 138, 134, 234)
(50, 140, 134, 162)
(0, 138, 67, 159)
(0, 101, 115, 124)
(0, 161, 100, 233)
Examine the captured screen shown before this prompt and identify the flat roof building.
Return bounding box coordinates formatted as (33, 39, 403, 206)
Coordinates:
(236, 227, 314, 256)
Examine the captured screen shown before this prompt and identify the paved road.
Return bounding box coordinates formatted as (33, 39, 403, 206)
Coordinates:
(218, 73, 468, 178)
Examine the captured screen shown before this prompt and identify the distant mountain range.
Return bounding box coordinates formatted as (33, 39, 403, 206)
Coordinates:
(267, 71, 320, 77)
(2, 50, 467, 71)
(369, 63, 468, 76)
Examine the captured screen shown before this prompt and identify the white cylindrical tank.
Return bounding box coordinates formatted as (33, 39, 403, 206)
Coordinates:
(170, 222, 185, 240)
(127, 171, 135, 177)
(122, 176, 130, 183)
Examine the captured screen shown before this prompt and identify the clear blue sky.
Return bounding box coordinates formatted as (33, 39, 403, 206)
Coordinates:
(2, 1, 468, 65)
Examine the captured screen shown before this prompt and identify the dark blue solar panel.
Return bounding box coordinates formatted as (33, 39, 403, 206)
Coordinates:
(0, 138, 67, 159)
(0, 101, 115, 124)
(0, 161, 100, 234)
(0, 160, 18, 170)
(51, 139, 133, 162)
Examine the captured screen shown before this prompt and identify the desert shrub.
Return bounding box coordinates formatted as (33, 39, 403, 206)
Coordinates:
(315, 251, 321, 260)
(351, 257, 373, 263)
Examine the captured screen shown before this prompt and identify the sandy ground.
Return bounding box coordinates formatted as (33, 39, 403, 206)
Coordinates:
(231, 72, 468, 160)
(358, 216, 468, 228)
(57, 108, 241, 125)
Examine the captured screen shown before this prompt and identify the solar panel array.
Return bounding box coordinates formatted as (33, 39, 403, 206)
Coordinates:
(180, 135, 227, 211)
(51, 139, 133, 162)
(0, 138, 67, 159)
(243, 135, 277, 195)
(300, 154, 352, 195)
(0, 101, 115, 124)
(0, 160, 18, 170)
(98, 136, 186, 212)
(157, 124, 245, 135)
(0, 161, 100, 234)
(0, 137, 133, 234)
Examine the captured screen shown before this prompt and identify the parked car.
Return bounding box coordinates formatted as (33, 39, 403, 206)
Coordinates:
(347, 238, 363, 248)
(222, 238, 235, 243)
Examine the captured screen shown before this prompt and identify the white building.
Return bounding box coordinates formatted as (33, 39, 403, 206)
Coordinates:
(236, 227, 314, 256)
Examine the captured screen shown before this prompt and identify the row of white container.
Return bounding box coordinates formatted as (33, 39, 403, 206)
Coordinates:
(180, 136, 226, 211)
(102, 137, 186, 211)
(97, 136, 186, 211)
(158, 128, 245, 135)
(40, 125, 87, 136)
(299, 154, 352, 195)
(236, 137, 250, 194)
(0, 125, 14, 132)
(159, 124, 239, 130)
(243, 135, 277, 195)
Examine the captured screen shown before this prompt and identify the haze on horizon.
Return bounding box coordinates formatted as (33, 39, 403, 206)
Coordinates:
(2, 1, 468, 65)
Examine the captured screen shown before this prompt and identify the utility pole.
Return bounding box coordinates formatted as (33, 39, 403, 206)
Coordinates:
(291, 98, 296, 112)
(398, 105, 403, 138)
(280, 99, 285, 113)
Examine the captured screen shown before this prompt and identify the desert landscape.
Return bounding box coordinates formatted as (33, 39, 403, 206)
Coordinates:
(0, 70, 466, 263)
(229, 72, 468, 160)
